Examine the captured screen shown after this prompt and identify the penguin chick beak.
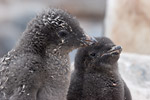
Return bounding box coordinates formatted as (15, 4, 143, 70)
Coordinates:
(108, 46, 122, 55)
(80, 35, 97, 47)
(101, 46, 122, 57)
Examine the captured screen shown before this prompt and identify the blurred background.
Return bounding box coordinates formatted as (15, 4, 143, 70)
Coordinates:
(0, 0, 150, 100)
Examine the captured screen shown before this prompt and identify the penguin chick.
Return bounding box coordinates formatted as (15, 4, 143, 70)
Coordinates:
(0, 8, 95, 100)
(67, 37, 132, 100)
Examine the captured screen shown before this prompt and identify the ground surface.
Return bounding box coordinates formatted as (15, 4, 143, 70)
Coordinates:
(119, 53, 150, 100)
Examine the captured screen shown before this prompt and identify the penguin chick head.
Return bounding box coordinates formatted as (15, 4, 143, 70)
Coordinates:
(26, 8, 95, 53)
(75, 37, 122, 70)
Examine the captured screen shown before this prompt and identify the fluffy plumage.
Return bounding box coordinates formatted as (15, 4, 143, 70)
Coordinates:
(67, 37, 132, 100)
(0, 8, 94, 100)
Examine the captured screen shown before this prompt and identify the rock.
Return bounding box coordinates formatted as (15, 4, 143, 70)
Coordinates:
(105, 0, 150, 54)
(119, 53, 150, 100)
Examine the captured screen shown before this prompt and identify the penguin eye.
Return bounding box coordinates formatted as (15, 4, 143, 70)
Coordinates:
(58, 30, 68, 37)
(89, 52, 96, 57)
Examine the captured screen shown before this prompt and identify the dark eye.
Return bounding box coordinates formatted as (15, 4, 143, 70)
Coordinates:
(89, 52, 96, 57)
(58, 30, 68, 37)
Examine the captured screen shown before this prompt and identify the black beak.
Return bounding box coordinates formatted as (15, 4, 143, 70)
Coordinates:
(101, 45, 122, 57)
(80, 35, 97, 47)
(107, 46, 122, 54)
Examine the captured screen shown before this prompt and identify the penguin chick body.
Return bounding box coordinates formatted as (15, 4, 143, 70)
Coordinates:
(67, 37, 132, 100)
(0, 8, 95, 100)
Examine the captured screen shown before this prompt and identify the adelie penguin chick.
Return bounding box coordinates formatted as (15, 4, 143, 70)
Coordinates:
(67, 37, 132, 100)
(0, 8, 96, 100)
